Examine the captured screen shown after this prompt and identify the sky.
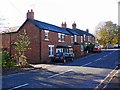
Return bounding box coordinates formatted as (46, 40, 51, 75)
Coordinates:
(0, 0, 119, 34)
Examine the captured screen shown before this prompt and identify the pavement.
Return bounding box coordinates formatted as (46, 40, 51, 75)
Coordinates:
(2, 63, 60, 76)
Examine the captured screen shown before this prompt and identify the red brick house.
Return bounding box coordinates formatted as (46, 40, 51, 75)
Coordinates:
(1, 9, 95, 64)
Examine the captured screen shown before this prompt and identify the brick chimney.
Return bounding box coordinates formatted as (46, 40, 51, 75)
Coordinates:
(61, 22, 67, 28)
(86, 29, 89, 33)
(72, 21, 77, 29)
(27, 9, 34, 19)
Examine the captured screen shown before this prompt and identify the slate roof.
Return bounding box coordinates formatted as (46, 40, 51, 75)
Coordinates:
(28, 19, 71, 35)
(65, 28, 80, 36)
(18, 18, 94, 37)
(29, 19, 94, 36)
(74, 29, 94, 37)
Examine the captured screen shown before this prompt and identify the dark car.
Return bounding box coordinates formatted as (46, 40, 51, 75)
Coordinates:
(52, 52, 74, 63)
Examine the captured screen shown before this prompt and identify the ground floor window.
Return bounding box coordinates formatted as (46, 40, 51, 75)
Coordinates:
(56, 48, 64, 53)
(48, 45, 54, 57)
(69, 48, 73, 53)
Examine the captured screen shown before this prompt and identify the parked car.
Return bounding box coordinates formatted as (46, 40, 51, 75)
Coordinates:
(114, 44, 120, 48)
(52, 52, 74, 63)
(92, 47, 101, 53)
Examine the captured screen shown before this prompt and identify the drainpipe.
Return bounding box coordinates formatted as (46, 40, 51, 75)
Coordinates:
(10, 32, 11, 57)
(39, 29, 41, 63)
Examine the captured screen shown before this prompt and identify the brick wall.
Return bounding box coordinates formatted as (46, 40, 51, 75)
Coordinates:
(1, 20, 95, 64)
(20, 21, 41, 63)
(40, 30, 72, 63)
(1, 21, 42, 64)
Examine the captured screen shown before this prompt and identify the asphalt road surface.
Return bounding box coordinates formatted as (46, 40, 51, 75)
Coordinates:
(2, 49, 120, 90)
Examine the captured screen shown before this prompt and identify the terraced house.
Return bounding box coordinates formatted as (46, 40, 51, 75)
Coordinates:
(1, 9, 95, 64)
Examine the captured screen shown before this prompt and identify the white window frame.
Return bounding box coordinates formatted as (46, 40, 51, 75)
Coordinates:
(56, 48, 62, 53)
(48, 45, 54, 57)
(88, 36, 91, 41)
(61, 34, 65, 42)
(58, 33, 61, 42)
(83, 34, 86, 41)
(71, 36, 74, 43)
(81, 36, 83, 43)
(44, 30, 49, 41)
(74, 35, 77, 42)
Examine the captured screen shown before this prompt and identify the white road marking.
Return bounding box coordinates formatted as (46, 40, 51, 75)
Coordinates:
(48, 69, 73, 78)
(103, 55, 108, 58)
(95, 58, 102, 62)
(82, 62, 92, 67)
(103, 51, 116, 58)
(40, 82, 53, 87)
(103, 70, 119, 89)
(95, 66, 118, 89)
(8, 83, 29, 90)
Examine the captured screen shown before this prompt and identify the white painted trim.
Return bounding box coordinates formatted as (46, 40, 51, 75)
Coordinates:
(48, 45, 54, 57)
(48, 45, 54, 47)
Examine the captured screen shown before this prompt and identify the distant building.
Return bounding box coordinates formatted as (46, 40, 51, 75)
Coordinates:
(1, 9, 95, 64)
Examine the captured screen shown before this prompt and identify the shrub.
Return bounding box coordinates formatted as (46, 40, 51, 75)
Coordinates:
(1, 51, 16, 68)
(84, 44, 94, 53)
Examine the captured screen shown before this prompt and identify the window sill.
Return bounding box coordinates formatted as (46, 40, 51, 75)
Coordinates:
(49, 55, 54, 57)
(45, 39, 49, 41)
(58, 40, 61, 42)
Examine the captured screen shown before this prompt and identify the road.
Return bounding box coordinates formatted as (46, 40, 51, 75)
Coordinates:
(2, 49, 120, 90)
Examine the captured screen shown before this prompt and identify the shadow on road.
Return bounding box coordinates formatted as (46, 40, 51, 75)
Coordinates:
(56, 50, 120, 70)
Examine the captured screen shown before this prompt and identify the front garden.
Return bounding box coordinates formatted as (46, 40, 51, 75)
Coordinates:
(1, 29, 31, 71)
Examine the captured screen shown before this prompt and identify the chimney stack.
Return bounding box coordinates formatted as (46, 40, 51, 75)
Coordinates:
(86, 29, 89, 33)
(61, 22, 67, 28)
(72, 21, 77, 29)
(27, 9, 34, 19)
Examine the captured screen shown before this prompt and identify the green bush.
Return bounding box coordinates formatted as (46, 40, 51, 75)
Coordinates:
(84, 44, 94, 53)
(1, 51, 16, 68)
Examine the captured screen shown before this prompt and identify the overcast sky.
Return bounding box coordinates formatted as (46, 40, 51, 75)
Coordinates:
(0, 0, 119, 34)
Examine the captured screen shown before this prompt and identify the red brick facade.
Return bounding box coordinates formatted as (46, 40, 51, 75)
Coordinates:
(1, 9, 95, 64)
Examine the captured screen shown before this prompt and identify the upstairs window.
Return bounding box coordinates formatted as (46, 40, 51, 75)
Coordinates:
(45, 30, 49, 41)
(81, 36, 83, 43)
(58, 33, 65, 42)
(71, 36, 74, 43)
(61, 34, 65, 42)
(74, 35, 77, 42)
(83, 34, 86, 41)
(58, 33, 61, 42)
(88, 36, 91, 41)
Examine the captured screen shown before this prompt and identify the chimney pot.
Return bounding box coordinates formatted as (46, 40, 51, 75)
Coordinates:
(27, 9, 34, 19)
(72, 21, 77, 29)
(31, 9, 33, 12)
(61, 22, 67, 28)
(86, 29, 89, 33)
